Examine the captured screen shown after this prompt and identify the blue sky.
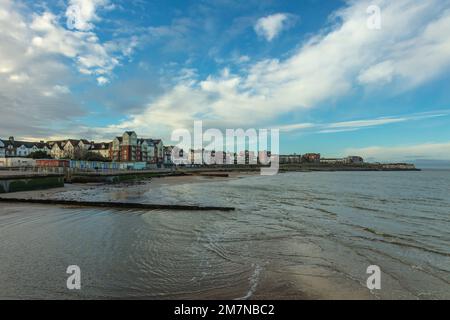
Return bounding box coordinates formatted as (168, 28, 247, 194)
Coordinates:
(1, 0, 450, 161)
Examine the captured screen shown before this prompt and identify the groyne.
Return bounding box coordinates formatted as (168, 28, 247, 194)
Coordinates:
(0, 197, 235, 211)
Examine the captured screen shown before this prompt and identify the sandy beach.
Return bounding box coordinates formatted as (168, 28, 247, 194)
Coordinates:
(0, 171, 258, 201)
(1, 170, 448, 300)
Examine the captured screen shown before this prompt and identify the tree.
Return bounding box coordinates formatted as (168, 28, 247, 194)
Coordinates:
(72, 147, 88, 160)
(84, 152, 110, 162)
(27, 151, 52, 159)
(71, 147, 110, 162)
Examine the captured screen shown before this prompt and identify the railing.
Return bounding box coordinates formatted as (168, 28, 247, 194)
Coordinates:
(0, 166, 176, 176)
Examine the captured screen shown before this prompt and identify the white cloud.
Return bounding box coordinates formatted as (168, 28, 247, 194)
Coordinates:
(254, 13, 293, 41)
(96, 76, 109, 85)
(278, 111, 450, 133)
(237, 55, 250, 63)
(66, 0, 112, 31)
(345, 141, 450, 162)
(8, 73, 30, 83)
(278, 123, 316, 132)
(358, 61, 394, 85)
(106, 0, 450, 139)
(29, 11, 121, 82)
(42, 85, 71, 97)
(326, 117, 406, 129)
(0, 0, 135, 138)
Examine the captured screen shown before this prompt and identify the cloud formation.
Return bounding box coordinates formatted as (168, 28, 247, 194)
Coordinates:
(66, 0, 114, 31)
(278, 111, 450, 134)
(0, 0, 137, 138)
(30, 11, 122, 83)
(254, 13, 294, 41)
(1, 0, 449, 163)
(107, 0, 450, 139)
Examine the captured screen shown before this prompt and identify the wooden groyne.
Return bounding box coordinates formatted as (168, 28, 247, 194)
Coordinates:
(0, 197, 235, 212)
(193, 173, 230, 178)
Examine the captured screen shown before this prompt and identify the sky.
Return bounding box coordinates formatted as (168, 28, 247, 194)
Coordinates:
(1, 0, 450, 162)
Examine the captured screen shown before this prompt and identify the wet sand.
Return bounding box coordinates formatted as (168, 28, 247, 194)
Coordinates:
(0, 171, 257, 201)
(2, 170, 446, 300)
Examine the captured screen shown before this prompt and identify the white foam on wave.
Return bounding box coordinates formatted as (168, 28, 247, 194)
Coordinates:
(237, 263, 262, 300)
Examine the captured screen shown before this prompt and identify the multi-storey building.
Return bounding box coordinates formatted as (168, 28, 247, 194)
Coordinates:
(302, 153, 321, 163)
(279, 154, 302, 164)
(1, 133, 166, 164)
(146, 140, 156, 163)
(111, 131, 149, 162)
(1, 137, 51, 157)
(345, 156, 364, 164)
(47, 139, 92, 159)
(163, 146, 184, 165)
(142, 139, 164, 164)
(320, 156, 364, 165)
(0, 140, 4, 158)
(91, 142, 111, 159)
(49, 141, 65, 159)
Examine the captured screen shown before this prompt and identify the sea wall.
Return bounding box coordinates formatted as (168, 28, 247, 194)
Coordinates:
(0, 174, 64, 193)
(68, 170, 182, 183)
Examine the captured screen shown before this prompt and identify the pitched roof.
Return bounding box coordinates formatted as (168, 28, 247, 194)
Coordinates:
(65, 139, 81, 146)
(147, 139, 162, 144)
(1, 139, 35, 148)
(137, 138, 149, 144)
(33, 142, 49, 149)
(51, 141, 64, 149)
(92, 142, 110, 150)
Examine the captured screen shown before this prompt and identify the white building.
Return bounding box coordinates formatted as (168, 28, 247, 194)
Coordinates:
(0, 137, 51, 158)
(49, 142, 66, 159)
(0, 140, 5, 158)
(47, 139, 94, 159)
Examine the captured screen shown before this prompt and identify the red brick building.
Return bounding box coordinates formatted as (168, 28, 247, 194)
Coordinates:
(110, 131, 149, 162)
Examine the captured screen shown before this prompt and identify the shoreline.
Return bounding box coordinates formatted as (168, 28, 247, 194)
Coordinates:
(0, 171, 257, 200)
(0, 163, 420, 193)
(0, 171, 377, 300)
(0, 170, 447, 300)
(0, 168, 423, 200)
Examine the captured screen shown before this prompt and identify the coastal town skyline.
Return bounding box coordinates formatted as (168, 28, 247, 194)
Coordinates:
(0, 131, 361, 163)
(1, 0, 450, 163)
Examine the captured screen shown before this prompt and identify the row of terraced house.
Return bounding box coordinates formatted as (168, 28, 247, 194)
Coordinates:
(0, 131, 166, 164)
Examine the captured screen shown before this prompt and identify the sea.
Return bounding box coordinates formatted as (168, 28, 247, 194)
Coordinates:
(0, 170, 449, 299)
